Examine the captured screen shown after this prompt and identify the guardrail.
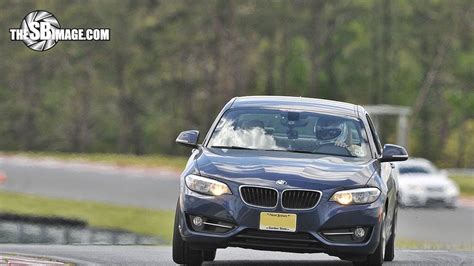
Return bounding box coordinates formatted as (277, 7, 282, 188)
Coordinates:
(0, 221, 162, 245)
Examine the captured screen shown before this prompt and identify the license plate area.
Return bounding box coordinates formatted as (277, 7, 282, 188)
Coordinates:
(259, 212, 297, 232)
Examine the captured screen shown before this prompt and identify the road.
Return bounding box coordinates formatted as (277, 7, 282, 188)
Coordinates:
(0, 245, 472, 265)
(398, 207, 474, 246)
(1, 155, 473, 247)
(0, 156, 180, 209)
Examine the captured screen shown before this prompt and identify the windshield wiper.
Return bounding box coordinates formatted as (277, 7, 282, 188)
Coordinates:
(210, 145, 258, 150)
(210, 146, 357, 157)
(284, 149, 315, 154)
(279, 149, 357, 158)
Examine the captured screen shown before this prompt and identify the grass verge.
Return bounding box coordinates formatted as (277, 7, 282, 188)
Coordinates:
(0, 191, 174, 243)
(0, 151, 188, 171)
(450, 175, 474, 197)
(396, 238, 472, 251)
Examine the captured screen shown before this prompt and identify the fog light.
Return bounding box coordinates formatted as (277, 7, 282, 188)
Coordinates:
(192, 216, 203, 227)
(353, 227, 366, 238)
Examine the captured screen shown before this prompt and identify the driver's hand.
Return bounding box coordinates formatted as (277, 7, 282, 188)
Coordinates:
(347, 145, 365, 157)
(334, 140, 348, 148)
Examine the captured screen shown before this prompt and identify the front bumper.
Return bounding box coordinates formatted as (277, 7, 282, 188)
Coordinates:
(399, 190, 458, 207)
(178, 188, 385, 259)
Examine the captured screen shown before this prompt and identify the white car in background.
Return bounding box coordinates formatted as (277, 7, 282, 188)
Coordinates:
(396, 158, 459, 208)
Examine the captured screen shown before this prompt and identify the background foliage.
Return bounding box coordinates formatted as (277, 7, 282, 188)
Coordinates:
(0, 0, 473, 167)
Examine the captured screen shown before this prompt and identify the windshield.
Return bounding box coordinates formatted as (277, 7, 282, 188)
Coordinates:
(207, 108, 371, 158)
(399, 166, 436, 175)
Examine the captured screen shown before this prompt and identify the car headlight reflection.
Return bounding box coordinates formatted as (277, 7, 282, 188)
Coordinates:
(446, 184, 459, 195)
(185, 174, 231, 196)
(330, 187, 381, 205)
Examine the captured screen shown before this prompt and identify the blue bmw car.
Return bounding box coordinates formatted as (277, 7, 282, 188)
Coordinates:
(172, 96, 408, 266)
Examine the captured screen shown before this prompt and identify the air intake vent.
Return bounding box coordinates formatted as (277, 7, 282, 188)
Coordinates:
(240, 186, 278, 208)
(282, 190, 321, 209)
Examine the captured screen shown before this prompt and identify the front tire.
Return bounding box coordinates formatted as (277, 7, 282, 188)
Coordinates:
(172, 200, 204, 266)
(353, 210, 386, 266)
(384, 209, 396, 261)
(203, 249, 216, 261)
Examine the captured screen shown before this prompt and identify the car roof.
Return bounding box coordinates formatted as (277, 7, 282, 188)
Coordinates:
(230, 96, 361, 118)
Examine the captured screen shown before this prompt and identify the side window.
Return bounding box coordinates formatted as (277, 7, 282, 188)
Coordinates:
(366, 114, 383, 155)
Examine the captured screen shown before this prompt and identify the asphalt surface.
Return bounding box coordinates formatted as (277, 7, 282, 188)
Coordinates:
(0, 245, 472, 265)
(397, 207, 474, 246)
(0, 156, 179, 209)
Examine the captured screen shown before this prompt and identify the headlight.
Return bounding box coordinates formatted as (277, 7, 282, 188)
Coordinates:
(185, 174, 231, 196)
(330, 187, 381, 205)
(446, 183, 459, 195)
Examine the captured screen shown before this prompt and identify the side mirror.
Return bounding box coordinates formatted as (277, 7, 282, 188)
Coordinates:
(176, 130, 200, 148)
(380, 144, 408, 162)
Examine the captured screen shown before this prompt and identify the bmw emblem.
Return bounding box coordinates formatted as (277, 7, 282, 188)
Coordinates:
(276, 180, 287, 186)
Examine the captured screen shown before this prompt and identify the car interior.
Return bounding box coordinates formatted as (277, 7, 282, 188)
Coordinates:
(225, 111, 366, 157)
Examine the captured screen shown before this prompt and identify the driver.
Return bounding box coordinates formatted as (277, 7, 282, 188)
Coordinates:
(314, 117, 364, 157)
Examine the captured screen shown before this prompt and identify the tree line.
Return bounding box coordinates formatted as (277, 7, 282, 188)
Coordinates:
(0, 0, 472, 167)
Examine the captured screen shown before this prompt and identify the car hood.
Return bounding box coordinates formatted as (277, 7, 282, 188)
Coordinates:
(399, 174, 455, 187)
(194, 147, 377, 190)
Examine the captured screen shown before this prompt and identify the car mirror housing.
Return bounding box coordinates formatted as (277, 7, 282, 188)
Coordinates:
(176, 130, 200, 148)
(379, 144, 408, 162)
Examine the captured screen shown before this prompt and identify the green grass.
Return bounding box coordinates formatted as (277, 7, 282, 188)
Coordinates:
(450, 175, 474, 197)
(1, 151, 188, 171)
(396, 238, 472, 251)
(0, 191, 175, 243)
